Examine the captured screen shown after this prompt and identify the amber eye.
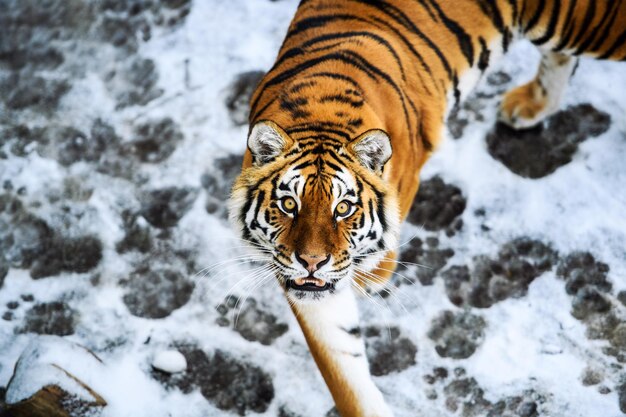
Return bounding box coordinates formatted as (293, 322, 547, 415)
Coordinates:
(335, 201, 353, 218)
(280, 197, 297, 214)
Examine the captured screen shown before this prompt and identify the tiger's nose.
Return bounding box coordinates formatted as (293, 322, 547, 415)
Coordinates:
(295, 253, 330, 274)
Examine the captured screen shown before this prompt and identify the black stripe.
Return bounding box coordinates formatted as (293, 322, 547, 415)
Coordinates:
(477, 0, 509, 51)
(576, 1, 619, 54)
(306, 71, 362, 89)
(353, 0, 453, 80)
(477, 37, 490, 71)
(507, 0, 519, 24)
(426, 0, 475, 66)
(553, 0, 579, 51)
(368, 15, 435, 94)
(599, 26, 626, 59)
(340, 49, 413, 136)
(287, 30, 407, 81)
(532, 0, 561, 45)
(286, 13, 369, 38)
(570, 0, 597, 52)
(286, 125, 352, 140)
(589, 1, 622, 52)
(319, 93, 364, 108)
(413, 0, 438, 21)
(517, 0, 527, 27)
(479, 0, 506, 34)
(523, 0, 547, 33)
(251, 52, 378, 117)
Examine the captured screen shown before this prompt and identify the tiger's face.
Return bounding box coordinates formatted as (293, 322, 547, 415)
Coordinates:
(230, 121, 399, 302)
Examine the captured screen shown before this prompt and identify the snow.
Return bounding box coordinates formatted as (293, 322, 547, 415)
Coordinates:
(1, 0, 625, 417)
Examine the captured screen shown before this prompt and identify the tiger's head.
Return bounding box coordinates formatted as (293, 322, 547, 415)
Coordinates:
(229, 120, 399, 302)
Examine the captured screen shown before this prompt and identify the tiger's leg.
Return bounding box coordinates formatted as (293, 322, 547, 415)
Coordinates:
(499, 50, 577, 129)
(289, 288, 393, 417)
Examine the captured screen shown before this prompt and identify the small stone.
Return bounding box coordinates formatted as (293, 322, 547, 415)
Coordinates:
(598, 385, 611, 394)
(20, 294, 34, 302)
(2, 311, 13, 321)
(6, 301, 18, 310)
(152, 350, 187, 373)
(433, 367, 449, 380)
(581, 367, 603, 386)
(517, 401, 538, 417)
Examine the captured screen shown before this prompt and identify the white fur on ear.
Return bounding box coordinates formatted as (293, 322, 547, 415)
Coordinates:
(248, 121, 290, 165)
(350, 129, 392, 174)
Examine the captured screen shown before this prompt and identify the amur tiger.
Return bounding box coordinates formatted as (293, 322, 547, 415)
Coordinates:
(229, 1, 626, 416)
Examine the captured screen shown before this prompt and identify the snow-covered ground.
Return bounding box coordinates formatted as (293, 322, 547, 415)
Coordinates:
(0, 1, 625, 416)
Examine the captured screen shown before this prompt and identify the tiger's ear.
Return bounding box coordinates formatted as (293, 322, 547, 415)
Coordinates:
(349, 129, 392, 174)
(248, 121, 293, 165)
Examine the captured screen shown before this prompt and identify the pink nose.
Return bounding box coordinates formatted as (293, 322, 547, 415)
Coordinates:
(295, 253, 330, 274)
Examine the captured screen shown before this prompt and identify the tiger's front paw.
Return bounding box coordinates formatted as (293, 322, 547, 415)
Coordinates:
(498, 82, 551, 129)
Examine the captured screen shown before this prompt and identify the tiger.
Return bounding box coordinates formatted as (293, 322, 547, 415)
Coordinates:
(229, 1, 626, 416)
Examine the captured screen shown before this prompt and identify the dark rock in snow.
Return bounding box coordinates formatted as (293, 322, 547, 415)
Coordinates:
(225, 71, 266, 126)
(556, 252, 616, 325)
(406, 176, 466, 235)
(428, 310, 486, 359)
(116, 211, 153, 253)
(114, 58, 163, 108)
(364, 326, 417, 376)
(217, 298, 289, 345)
(20, 301, 77, 336)
(279, 406, 303, 417)
(1, 72, 70, 110)
(30, 235, 103, 279)
(556, 252, 612, 296)
(0, 195, 54, 269)
(397, 237, 454, 285)
(130, 117, 184, 163)
(486, 104, 611, 178)
(570, 287, 611, 320)
(154, 347, 274, 415)
(140, 186, 198, 228)
(122, 266, 194, 319)
(442, 237, 557, 308)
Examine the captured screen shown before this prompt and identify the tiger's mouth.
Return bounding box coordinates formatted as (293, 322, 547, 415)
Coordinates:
(286, 277, 332, 292)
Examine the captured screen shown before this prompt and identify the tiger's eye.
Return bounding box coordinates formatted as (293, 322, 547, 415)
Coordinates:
(335, 201, 352, 217)
(281, 197, 297, 213)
